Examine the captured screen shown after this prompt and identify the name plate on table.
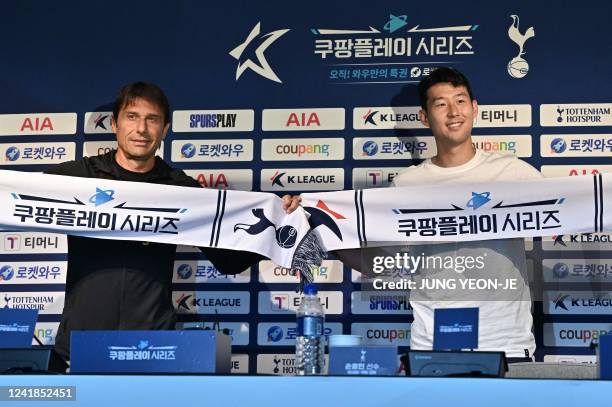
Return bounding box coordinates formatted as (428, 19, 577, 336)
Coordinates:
(599, 334, 612, 379)
(433, 307, 479, 350)
(70, 330, 231, 374)
(329, 346, 398, 376)
(0, 309, 37, 348)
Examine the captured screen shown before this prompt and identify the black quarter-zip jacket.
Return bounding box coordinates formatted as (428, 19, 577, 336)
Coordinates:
(46, 151, 262, 359)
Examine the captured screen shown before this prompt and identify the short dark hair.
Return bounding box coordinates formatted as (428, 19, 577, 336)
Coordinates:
(418, 67, 475, 111)
(112, 82, 170, 126)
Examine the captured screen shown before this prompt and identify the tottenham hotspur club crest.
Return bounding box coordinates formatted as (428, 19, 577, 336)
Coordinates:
(507, 15, 535, 79)
(234, 209, 298, 248)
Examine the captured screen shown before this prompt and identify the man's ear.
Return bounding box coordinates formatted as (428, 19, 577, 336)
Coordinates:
(419, 109, 430, 128)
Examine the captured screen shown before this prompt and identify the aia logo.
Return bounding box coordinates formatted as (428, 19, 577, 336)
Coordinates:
(20, 117, 54, 132)
(195, 173, 229, 189)
(286, 112, 320, 127)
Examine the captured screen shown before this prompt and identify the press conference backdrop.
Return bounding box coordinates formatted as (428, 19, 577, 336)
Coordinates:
(0, 0, 611, 374)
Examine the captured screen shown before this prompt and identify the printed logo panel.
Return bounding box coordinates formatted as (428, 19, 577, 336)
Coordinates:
(258, 260, 343, 283)
(83, 141, 164, 158)
(351, 322, 411, 346)
(543, 355, 596, 364)
(542, 234, 612, 251)
(350, 291, 412, 315)
(184, 169, 253, 191)
(261, 138, 345, 161)
(352, 167, 403, 189)
(178, 321, 250, 345)
(0, 113, 77, 136)
(262, 108, 345, 131)
(353, 107, 424, 130)
(540, 165, 612, 178)
(0, 261, 66, 284)
(471, 135, 532, 157)
(172, 110, 254, 132)
(542, 259, 612, 283)
(257, 322, 342, 346)
(0, 232, 67, 254)
(540, 134, 612, 157)
(474, 105, 532, 127)
(32, 322, 60, 346)
(1, 292, 65, 314)
(543, 323, 612, 347)
(544, 291, 612, 315)
(172, 291, 250, 314)
(171, 139, 253, 162)
(172, 260, 250, 283)
(84, 112, 113, 134)
(256, 353, 329, 375)
(230, 354, 249, 374)
(257, 291, 343, 314)
(1, 142, 76, 165)
(353, 137, 435, 160)
(260, 168, 344, 191)
(540, 104, 612, 127)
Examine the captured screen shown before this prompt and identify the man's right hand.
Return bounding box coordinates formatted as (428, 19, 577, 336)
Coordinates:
(281, 194, 302, 214)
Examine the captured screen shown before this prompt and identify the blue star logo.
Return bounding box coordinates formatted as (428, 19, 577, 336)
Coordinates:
(89, 188, 115, 206)
(466, 192, 491, 210)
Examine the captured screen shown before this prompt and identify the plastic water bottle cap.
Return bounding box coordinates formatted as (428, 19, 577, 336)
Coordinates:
(303, 283, 318, 295)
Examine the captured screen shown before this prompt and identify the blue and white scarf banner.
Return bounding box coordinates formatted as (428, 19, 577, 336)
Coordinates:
(1, 170, 610, 283)
(301, 173, 611, 251)
(0, 170, 321, 281)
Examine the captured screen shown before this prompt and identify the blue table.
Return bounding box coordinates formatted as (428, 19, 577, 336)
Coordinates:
(0, 375, 610, 406)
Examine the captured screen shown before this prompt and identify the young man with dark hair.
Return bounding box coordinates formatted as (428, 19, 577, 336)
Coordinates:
(394, 67, 541, 360)
(47, 82, 263, 360)
(335, 67, 540, 361)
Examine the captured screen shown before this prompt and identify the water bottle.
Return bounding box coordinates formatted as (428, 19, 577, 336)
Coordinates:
(295, 283, 325, 375)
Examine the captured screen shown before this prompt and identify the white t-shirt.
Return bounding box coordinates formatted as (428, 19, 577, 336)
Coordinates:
(392, 149, 542, 357)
